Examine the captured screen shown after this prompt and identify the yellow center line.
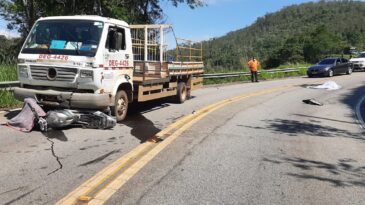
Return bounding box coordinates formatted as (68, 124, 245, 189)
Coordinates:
(56, 84, 295, 205)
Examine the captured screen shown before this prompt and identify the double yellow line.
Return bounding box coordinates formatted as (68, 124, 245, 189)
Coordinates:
(56, 85, 293, 205)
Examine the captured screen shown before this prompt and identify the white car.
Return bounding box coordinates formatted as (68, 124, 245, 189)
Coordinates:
(350, 52, 365, 71)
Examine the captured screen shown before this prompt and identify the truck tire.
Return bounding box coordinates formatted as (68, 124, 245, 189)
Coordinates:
(112, 90, 128, 122)
(177, 82, 187, 103)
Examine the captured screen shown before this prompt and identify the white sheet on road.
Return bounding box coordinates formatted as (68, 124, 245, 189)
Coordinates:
(307, 81, 341, 90)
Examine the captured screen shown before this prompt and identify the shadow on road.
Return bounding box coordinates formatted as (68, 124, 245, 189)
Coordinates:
(123, 113, 161, 143)
(297, 83, 322, 88)
(263, 156, 365, 187)
(41, 130, 68, 142)
(341, 82, 365, 108)
(243, 118, 365, 141)
(128, 99, 171, 115)
(122, 96, 195, 143)
(293, 114, 357, 125)
(126, 95, 195, 115)
(4, 110, 21, 120)
(123, 100, 169, 143)
(79, 149, 121, 167)
(340, 82, 365, 123)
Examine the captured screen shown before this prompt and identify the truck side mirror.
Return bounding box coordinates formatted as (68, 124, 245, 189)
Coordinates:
(115, 32, 123, 50)
(109, 32, 123, 51)
(109, 32, 117, 51)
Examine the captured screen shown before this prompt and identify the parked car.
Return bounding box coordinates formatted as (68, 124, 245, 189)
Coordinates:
(349, 47, 359, 56)
(349, 52, 365, 71)
(307, 57, 353, 77)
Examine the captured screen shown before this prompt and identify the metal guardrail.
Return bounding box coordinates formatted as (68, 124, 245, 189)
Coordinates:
(0, 68, 303, 89)
(0, 81, 20, 90)
(203, 68, 301, 79)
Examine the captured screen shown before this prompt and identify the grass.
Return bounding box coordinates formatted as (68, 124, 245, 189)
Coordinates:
(328, 54, 353, 59)
(274, 63, 311, 69)
(0, 64, 22, 109)
(0, 64, 18, 82)
(0, 90, 22, 110)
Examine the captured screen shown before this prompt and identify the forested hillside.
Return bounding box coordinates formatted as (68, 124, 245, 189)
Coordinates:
(202, 0, 365, 69)
(0, 36, 21, 64)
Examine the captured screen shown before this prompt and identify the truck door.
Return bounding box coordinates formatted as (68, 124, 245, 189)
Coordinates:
(104, 26, 130, 69)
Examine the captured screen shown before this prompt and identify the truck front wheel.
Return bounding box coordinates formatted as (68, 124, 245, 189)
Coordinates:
(112, 90, 129, 122)
(177, 82, 187, 103)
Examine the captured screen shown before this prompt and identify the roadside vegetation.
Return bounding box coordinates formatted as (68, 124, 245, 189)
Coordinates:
(0, 89, 22, 109)
(202, 1, 365, 70)
(0, 63, 21, 109)
(0, 64, 17, 81)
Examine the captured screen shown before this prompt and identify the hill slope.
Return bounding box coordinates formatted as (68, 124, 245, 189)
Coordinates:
(202, 0, 365, 69)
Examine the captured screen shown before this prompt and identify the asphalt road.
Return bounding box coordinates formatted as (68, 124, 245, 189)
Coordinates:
(1, 73, 365, 205)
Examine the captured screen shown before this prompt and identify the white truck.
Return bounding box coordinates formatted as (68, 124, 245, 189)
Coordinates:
(14, 16, 204, 122)
(349, 52, 365, 71)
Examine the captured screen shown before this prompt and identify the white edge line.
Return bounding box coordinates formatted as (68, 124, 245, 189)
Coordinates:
(355, 95, 365, 129)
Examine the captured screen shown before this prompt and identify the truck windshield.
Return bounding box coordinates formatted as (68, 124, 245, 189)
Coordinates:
(22, 20, 104, 57)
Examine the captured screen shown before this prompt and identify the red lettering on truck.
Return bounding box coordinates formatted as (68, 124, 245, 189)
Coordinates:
(38, 54, 69, 61)
(108, 60, 129, 67)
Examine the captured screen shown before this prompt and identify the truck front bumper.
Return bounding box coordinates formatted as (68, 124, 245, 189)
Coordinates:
(14, 87, 114, 109)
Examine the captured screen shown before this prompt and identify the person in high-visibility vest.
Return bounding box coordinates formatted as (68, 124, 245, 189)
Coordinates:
(247, 57, 260, 82)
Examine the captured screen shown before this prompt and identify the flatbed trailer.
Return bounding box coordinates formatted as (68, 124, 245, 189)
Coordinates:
(130, 25, 204, 103)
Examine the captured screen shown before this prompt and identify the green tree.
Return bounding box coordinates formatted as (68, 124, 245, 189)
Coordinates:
(266, 35, 305, 68)
(0, 35, 20, 64)
(303, 26, 345, 63)
(203, 1, 365, 69)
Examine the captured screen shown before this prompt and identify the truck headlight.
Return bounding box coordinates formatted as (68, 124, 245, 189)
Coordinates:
(80, 70, 93, 79)
(18, 65, 29, 78)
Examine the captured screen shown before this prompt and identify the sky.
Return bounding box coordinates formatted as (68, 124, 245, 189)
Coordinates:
(0, 0, 316, 40)
(160, 0, 316, 42)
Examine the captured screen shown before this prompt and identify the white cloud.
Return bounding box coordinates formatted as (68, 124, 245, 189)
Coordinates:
(0, 29, 11, 38)
(0, 29, 20, 38)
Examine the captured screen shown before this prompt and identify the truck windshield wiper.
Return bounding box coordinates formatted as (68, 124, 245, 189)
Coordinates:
(75, 42, 81, 55)
(47, 42, 52, 54)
